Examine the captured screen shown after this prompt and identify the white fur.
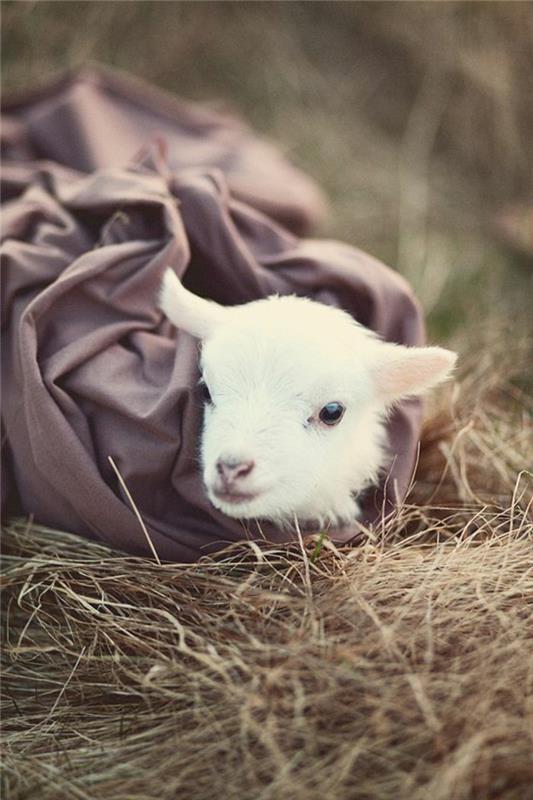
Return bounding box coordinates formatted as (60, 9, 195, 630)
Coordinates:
(159, 269, 457, 527)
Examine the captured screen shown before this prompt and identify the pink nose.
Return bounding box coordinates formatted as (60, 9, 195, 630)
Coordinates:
(216, 458, 255, 485)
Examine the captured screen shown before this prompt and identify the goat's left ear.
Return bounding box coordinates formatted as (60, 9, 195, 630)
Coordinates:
(159, 268, 227, 339)
(370, 343, 457, 404)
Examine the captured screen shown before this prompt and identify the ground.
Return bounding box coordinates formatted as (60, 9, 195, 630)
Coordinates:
(1, 3, 532, 799)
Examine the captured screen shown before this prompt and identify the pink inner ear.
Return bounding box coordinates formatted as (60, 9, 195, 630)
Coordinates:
(373, 346, 457, 403)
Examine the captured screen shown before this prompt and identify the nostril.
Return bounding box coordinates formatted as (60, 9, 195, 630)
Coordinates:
(216, 458, 255, 482)
(234, 460, 254, 479)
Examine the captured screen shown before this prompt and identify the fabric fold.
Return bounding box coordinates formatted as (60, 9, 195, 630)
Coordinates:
(1, 67, 425, 561)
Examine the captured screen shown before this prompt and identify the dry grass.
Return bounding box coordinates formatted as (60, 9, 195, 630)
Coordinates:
(2, 350, 532, 800)
(2, 3, 533, 799)
(2, 521, 532, 800)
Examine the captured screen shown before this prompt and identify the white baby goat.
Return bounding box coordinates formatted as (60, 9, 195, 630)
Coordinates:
(160, 269, 456, 527)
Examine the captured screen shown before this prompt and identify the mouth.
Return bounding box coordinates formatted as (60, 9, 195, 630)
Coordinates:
(211, 489, 260, 505)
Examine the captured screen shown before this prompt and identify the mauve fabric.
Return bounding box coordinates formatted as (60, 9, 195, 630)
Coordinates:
(1, 66, 326, 235)
(1, 67, 424, 562)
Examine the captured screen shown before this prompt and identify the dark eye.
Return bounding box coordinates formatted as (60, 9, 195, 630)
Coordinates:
(200, 382, 212, 404)
(318, 402, 345, 426)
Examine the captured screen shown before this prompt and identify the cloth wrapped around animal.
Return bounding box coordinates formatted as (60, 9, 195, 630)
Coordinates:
(1, 67, 454, 562)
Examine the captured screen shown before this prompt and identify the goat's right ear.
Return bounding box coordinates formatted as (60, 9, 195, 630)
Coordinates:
(159, 268, 227, 340)
(369, 341, 457, 404)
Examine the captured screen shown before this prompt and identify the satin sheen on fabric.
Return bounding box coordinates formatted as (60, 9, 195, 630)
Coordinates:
(1, 67, 424, 562)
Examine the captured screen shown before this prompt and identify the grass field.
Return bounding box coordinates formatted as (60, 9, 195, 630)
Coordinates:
(2, 3, 532, 799)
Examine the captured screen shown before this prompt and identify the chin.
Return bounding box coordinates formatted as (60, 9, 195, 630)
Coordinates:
(208, 492, 267, 520)
(205, 484, 359, 529)
(206, 487, 293, 524)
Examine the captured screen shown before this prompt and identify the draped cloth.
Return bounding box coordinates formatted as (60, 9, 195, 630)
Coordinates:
(1, 66, 424, 562)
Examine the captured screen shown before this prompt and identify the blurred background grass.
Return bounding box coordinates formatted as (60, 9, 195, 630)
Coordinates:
(2, 0, 532, 346)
